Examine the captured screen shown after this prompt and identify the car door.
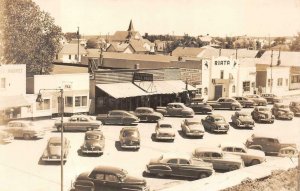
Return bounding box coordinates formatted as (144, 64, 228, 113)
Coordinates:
(5, 122, 17, 137)
(138, 109, 147, 121)
(234, 147, 247, 163)
(216, 98, 225, 109)
(107, 112, 122, 124)
(78, 116, 89, 131)
(166, 158, 179, 176)
(67, 117, 78, 131)
(202, 116, 209, 129)
(14, 122, 24, 137)
(93, 173, 108, 191)
(210, 152, 225, 170)
(103, 174, 121, 191)
(178, 159, 194, 178)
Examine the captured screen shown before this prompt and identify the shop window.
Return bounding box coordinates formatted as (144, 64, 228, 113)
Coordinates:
(243, 81, 250, 92)
(65, 97, 73, 107)
(232, 85, 236, 93)
(220, 70, 224, 79)
(75, 96, 88, 107)
(82, 96, 87, 106)
(251, 82, 255, 88)
(277, 78, 283, 86)
(75, 97, 81, 107)
(267, 79, 273, 87)
(204, 87, 208, 95)
(0, 78, 5, 88)
(36, 99, 50, 110)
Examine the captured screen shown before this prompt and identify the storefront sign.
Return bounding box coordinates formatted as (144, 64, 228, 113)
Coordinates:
(133, 72, 153, 81)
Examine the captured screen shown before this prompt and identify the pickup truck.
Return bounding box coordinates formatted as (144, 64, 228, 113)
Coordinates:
(156, 102, 194, 117)
(96, 110, 139, 125)
(206, 97, 242, 110)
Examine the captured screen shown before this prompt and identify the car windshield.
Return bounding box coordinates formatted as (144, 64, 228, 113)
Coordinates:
(278, 105, 289, 109)
(160, 124, 172, 128)
(187, 121, 201, 125)
(86, 135, 100, 140)
(123, 130, 138, 137)
(258, 108, 269, 111)
(214, 117, 225, 122)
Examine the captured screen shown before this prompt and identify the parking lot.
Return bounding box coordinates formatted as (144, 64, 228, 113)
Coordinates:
(0, 103, 300, 191)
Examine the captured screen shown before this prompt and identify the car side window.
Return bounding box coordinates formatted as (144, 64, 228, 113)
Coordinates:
(203, 152, 211, 158)
(70, 117, 77, 122)
(95, 173, 105, 180)
(179, 159, 190, 165)
(80, 117, 88, 122)
(212, 152, 221, 158)
(105, 174, 118, 182)
(235, 148, 246, 153)
(219, 99, 224, 102)
(224, 147, 233, 152)
(167, 159, 178, 164)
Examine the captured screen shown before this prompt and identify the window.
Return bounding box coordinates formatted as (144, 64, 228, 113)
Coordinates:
(75, 96, 88, 107)
(243, 81, 250, 92)
(55, 54, 58, 60)
(79, 117, 88, 122)
(1, 78, 5, 88)
(36, 99, 50, 110)
(277, 78, 283, 86)
(232, 85, 236, 93)
(251, 82, 255, 88)
(65, 97, 73, 107)
(220, 70, 224, 79)
(105, 174, 118, 182)
(203, 152, 211, 157)
(234, 148, 246, 153)
(204, 87, 208, 95)
(267, 79, 273, 87)
(224, 147, 233, 152)
(167, 159, 178, 164)
(75, 97, 81, 107)
(95, 173, 105, 180)
(212, 152, 221, 158)
(69, 55, 71, 59)
(179, 159, 190, 165)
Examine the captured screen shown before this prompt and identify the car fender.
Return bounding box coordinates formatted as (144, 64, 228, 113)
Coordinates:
(74, 179, 95, 190)
(147, 164, 172, 174)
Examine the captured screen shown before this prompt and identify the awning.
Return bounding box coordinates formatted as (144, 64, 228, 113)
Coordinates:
(0, 95, 31, 109)
(135, 80, 196, 94)
(96, 83, 149, 99)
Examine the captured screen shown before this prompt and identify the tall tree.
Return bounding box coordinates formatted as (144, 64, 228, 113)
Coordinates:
(1, 0, 62, 75)
(290, 32, 300, 51)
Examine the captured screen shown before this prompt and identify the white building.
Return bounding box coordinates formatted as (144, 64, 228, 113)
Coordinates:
(56, 43, 87, 63)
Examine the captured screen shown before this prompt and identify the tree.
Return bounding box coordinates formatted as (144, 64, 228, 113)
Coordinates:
(273, 37, 286, 46)
(86, 38, 98, 49)
(64, 32, 81, 42)
(290, 32, 300, 51)
(1, 0, 62, 75)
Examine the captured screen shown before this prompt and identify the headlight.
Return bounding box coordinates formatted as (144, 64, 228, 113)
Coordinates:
(259, 114, 265, 118)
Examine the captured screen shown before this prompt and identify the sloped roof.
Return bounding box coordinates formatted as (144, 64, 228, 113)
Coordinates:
(111, 31, 139, 42)
(0, 95, 30, 109)
(172, 47, 206, 57)
(59, 44, 87, 54)
(258, 51, 300, 67)
(107, 42, 129, 52)
(130, 40, 147, 52)
(96, 83, 148, 98)
(199, 36, 212, 42)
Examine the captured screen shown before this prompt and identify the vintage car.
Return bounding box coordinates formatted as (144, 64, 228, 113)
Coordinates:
(185, 98, 213, 114)
(245, 94, 267, 106)
(133, 107, 163, 122)
(231, 111, 255, 129)
(181, 118, 205, 138)
(201, 114, 229, 133)
(232, 96, 255, 108)
(245, 134, 298, 156)
(271, 103, 294, 120)
(73, 166, 149, 191)
(191, 147, 244, 171)
(41, 137, 70, 162)
(81, 130, 105, 155)
(54, 115, 102, 132)
(206, 97, 242, 110)
(0, 130, 13, 143)
(119, 127, 140, 150)
(289, 101, 300, 116)
(278, 147, 299, 158)
(4, 120, 45, 140)
(261, 93, 282, 104)
(251, 107, 275, 123)
(219, 142, 266, 166)
(145, 152, 214, 179)
(155, 120, 176, 141)
(156, 102, 194, 117)
(96, 110, 139, 125)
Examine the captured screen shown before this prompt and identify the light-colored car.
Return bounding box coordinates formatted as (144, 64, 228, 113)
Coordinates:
(81, 130, 105, 155)
(41, 137, 70, 162)
(278, 147, 299, 158)
(0, 130, 14, 143)
(119, 127, 140, 150)
(54, 115, 102, 132)
(191, 147, 244, 171)
(155, 121, 175, 141)
(233, 96, 255, 108)
(271, 103, 294, 120)
(145, 152, 214, 179)
(4, 120, 45, 140)
(181, 118, 205, 138)
(289, 101, 300, 116)
(219, 142, 265, 166)
(156, 102, 194, 117)
(231, 111, 255, 129)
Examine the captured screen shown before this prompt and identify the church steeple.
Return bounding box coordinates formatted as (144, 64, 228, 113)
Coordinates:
(127, 19, 134, 31)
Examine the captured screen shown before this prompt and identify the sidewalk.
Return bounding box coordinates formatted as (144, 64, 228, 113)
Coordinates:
(160, 157, 298, 191)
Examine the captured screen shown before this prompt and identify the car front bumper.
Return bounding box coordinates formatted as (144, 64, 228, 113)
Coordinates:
(238, 124, 254, 128)
(42, 157, 67, 162)
(2, 136, 13, 143)
(259, 118, 274, 123)
(186, 132, 204, 136)
(121, 144, 140, 149)
(156, 135, 175, 140)
(82, 149, 103, 154)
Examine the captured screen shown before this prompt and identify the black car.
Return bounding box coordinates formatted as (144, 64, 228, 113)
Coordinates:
(186, 98, 213, 114)
(73, 166, 149, 191)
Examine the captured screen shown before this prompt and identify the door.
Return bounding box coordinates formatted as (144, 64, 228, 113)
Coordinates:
(103, 174, 120, 191)
(78, 117, 89, 131)
(67, 116, 79, 131)
(178, 159, 194, 178)
(214, 85, 223, 100)
(93, 173, 108, 191)
(166, 159, 179, 176)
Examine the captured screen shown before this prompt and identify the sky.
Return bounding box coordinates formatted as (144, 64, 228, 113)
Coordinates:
(32, 0, 300, 37)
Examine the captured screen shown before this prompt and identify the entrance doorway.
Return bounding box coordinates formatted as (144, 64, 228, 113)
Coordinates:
(214, 85, 223, 100)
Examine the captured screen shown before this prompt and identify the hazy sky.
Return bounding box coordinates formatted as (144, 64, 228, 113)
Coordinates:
(33, 0, 300, 37)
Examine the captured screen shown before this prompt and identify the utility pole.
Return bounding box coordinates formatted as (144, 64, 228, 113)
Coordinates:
(270, 50, 273, 93)
(77, 27, 80, 63)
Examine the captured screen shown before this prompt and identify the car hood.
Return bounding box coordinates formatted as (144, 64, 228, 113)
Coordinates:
(121, 136, 140, 142)
(238, 117, 254, 123)
(215, 121, 228, 126)
(157, 128, 175, 135)
(188, 124, 204, 131)
(48, 146, 62, 156)
(76, 172, 90, 181)
(84, 140, 103, 147)
(277, 109, 292, 113)
(184, 107, 194, 113)
(280, 143, 297, 149)
(247, 149, 266, 157)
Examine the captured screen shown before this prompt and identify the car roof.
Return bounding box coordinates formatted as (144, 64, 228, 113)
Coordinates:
(219, 142, 246, 149)
(251, 133, 278, 139)
(157, 120, 172, 125)
(8, 120, 32, 124)
(85, 130, 103, 135)
(185, 118, 201, 123)
(92, 166, 125, 174)
(194, 147, 222, 153)
(49, 136, 67, 143)
(210, 114, 224, 118)
(168, 102, 184, 105)
(136, 107, 152, 110)
(121, 127, 138, 131)
(255, 106, 269, 109)
(111, 110, 130, 113)
(162, 152, 191, 160)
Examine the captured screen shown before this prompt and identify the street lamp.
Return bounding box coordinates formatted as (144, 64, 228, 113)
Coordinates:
(36, 88, 64, 191)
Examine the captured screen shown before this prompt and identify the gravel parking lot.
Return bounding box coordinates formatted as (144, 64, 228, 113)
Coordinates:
(0, 104, 299, 191)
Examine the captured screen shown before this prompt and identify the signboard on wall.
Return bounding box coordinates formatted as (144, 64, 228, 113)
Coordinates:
(213, 57, 237, 68)
(133, 72, 153, 81)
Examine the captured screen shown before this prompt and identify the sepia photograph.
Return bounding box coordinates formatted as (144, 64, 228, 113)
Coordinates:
(0, 0, 300, 190)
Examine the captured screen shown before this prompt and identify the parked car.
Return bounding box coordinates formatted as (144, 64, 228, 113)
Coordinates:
(156, 102, 194, 117)
(155, 120, 175, 141)
(191, 147, 244, 171)
(201, 115, 229, 133)
(80, 130, 105, 155)
(73, 166, 150, 191)
(289, 101, 300, 116)
(0, 130, 13, 143)
(245, 134, 298, 155)
(145, 152, 214, 179)
(96, 110, 139, 125)
(133, 107, 163, 122)
(271, 103, 294, 120)
(119, 127, 140, 150)
(180, 118, 205, 138)
(54, 115, 102, 132)
(251, 107, 275, 123)
(261, 93, 282, 104)
(185, 98, 213, 114)
(278, 147, 299, 158)
(206, 97, 242, 110)
(245, 94, 267, 106)
(4, 120, 45, 140)
(41, 137, 70, 162)
(218, 142, 266, 166)
(231, 111, 255, 129)
(232, 96, 254, 108)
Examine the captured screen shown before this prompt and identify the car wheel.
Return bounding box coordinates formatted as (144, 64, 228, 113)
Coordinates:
(23, 133, 31, 140)
(199, 135, 204, 139)
(198, 172, 208, 179)
(236, 121, 241, 128)
(228, 165, 238, 171)
(251, 159, 260, 165)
